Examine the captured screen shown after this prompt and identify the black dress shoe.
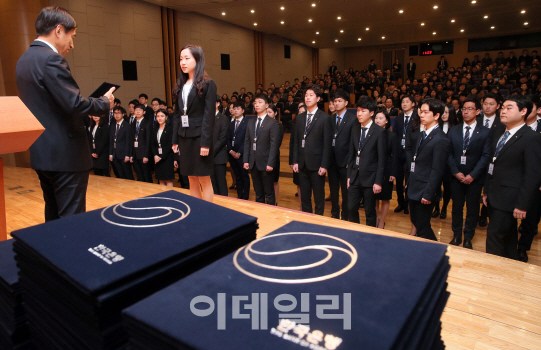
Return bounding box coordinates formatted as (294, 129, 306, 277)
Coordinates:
(431, 207, 440, 218)
(449, 236, 462, 246)
(404, 206, 409, 215)
(394, 205, 404, 213)
(295, 192, 298, 197)
(440, 209, 447, 219)
(518, 249, 528, 263)
(325, 196, 331, 201)
(229, 184, 236, 190)
(478, 216, 488, 227)
(463, 239, 473, 249)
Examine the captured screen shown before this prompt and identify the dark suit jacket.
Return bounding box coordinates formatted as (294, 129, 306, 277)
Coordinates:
(227, 116, 253, 156)
(385, 108, 399, 117)
(476, 114, 505, 142)
(131, 118, 152, 160)
(407, 62, 417, 72)
(347, 122, 387, 186)
(172, 79, 217, 148)
(151, 123, 173, 161)
(447, 123, 491, 183)
(330, 111, 358, 168)
(15, 40, 110, 172)
(213, 112, 229, 165)
(284, 102, 298, 115)
(406, 127, 451, 202)
(243, 115, 280, 171)
(393, 111, 416, 158)
(385, 129, 399, 179)
(109, 120, 132, 160)
(88, 124, 110, 169)
(329, 65, 338, 74)
(291, 109, 332, 171)
(484, 125, 541, 212)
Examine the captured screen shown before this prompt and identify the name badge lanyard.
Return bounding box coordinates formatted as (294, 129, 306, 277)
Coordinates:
(232, 120, 240, 146)
(411, 130, 427, 172)
(356, 130, 366, 166)
(489, 135, 506, 175)
(114, 123, 120, 148)
(181, 84, 193, 127)
(253, 118, 262, 151)
(402, 116, 410, 147)
(92, 126, 97, 149)
(134, 121, 141, 148)
(461, 128, 474, 164)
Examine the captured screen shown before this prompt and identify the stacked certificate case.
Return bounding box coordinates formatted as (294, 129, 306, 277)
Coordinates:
(123, 221, 450, 350)
(11, 190, 258, 349)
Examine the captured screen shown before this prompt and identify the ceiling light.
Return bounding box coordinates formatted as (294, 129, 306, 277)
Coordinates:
(524, 22, 529, 25)
(399, 10, 404, 13)
(421, 23, 425, 26)
(382, 36, 385, 39)
(521, 10, 526, 14)
(491, 26, 495, 29)
(254, 23, 257, 26)
(460, 29, 465, 32)
(335, 39, 338, 42)
(358, 38, 362, 41)
(312, 41, 316, 44)
(340, 30, 344, 33)
(316, 31, 319, 34)
(471, 0, 476, 3)
(433, 5, 438, 9)
(433, 32, 436, 35)
(308, 19, 312, 22)
(451, 19, 455, 23)
(312, 3, 316, 7)
(221, 12, 225, 15)
(484, 15, 488, 19)
(337, 16, 341, 20)
(250, 9, 255, 13)
(280, 21, 284, 24)
(366, 27, 369, 30)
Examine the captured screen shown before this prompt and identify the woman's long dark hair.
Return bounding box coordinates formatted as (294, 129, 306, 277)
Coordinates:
(173, 44, 209, 98)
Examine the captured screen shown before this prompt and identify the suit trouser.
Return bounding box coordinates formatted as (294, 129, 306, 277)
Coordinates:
(409, 200, 437, 241)
(347, 175, 377, 226)
(35, 170, 89, 222)
(486, 206, 519, 260)
(211, 163, 228, 196)
(299, 167, 326, 215)
(93, 168, 110, 177)
(251, 167, 275, 205)
(110, 160, 120, 178)
(434, 174, 451, 209)
(395, 152, 408, 207)
(408, 71, 415, 81)
(133, 158, 152, 183)
(112, 158, 134, 180)
(451, 179, 483, 240)
(328, 165, 349, 220)
(518, 191, 541, 251)
(229, 155, 250, 199)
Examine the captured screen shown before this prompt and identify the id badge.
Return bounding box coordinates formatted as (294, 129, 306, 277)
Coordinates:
(232, 137, 235, 147)
(332, 139, 336, 147)
(401, 139, 405, 147)
(461, 156, 467, 165)
(301, 139, 305, 148)
(181, 115, 189, 127)
(356, 156, 360, 166)
(134, 141, 139, 148)
(252, 143, 256, 151)
(114, 142, 116, 149)
(158, 147, 162, 155)
(488, 163, 494, 175)
(410, 162, 415, 172)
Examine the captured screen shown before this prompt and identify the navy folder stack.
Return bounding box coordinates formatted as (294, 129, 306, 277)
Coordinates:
(124, 221, 450, 350)
(11, 190, 258, 349)
(0, 240, 32, 350)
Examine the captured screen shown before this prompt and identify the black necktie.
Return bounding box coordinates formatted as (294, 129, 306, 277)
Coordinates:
(337, 115, 341, 127)
(115, 123, 120, 137)
(256, 117, 262, 136)
(235, 120, 239, 132)
(359, 127, 367, 148)
(421, 131, 427, 141)
(306, 113, 314, 130)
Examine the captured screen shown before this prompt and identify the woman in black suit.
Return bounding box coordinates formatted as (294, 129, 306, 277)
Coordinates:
(153, 109, 175, 186)
(432, 104, 454, 218)
(172, 45, 217, 202)
(89, 114, 110, 176)
(374, 110, 398, 229)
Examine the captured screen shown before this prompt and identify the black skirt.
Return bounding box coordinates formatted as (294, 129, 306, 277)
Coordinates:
(177, 136, 214, 176)
(154, 152, 175, 180)
(271, 155, 281, 183)
(375, 177, 393, 201)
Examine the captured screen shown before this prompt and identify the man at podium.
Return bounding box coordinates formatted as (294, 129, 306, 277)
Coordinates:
(15, 7, 115, 221)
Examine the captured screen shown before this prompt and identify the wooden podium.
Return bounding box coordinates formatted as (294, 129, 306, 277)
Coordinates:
(0, 96, 44, 240)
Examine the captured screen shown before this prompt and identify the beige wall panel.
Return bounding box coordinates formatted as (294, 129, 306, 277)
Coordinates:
(120, 33, 136, 60)
(105, 45, 122, 74)
(71, 32, 91, 67)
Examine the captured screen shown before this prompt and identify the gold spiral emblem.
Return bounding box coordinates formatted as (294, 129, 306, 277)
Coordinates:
(233, 232, 358, 284)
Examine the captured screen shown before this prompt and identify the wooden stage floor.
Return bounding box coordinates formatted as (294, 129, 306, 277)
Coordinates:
(3, 165, 541, 349)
